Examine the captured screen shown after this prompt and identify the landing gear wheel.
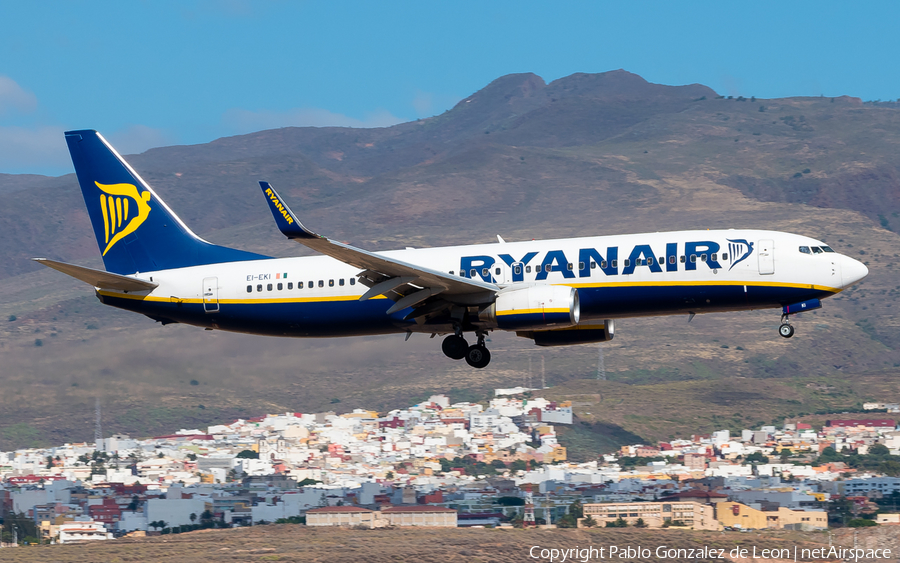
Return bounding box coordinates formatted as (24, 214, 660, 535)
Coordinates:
(779, 324, 794, 338)
(442, 335, 468, 360)
(465, 344, 491, 369)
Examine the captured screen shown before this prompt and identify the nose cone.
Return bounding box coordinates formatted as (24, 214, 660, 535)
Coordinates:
(841, 255, 868, 288)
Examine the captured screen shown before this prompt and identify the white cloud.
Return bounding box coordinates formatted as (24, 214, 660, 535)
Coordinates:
(105, 125, 173, 156)
(410, 90, 462, 119)
(0, 76, 37, 115)
(0, 125, 70, 174)
(412, 90, 434, 117)
(222, 106, 406, 135)
(0, 124, 172, 176)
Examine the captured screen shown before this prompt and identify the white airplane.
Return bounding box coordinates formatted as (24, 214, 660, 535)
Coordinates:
(36, 130, 868, 368)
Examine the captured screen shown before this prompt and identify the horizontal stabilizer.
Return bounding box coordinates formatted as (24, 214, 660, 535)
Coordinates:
(33, 258, 158, 291)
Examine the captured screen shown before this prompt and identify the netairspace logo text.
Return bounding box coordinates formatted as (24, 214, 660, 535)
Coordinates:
(528, 545, 894, 563)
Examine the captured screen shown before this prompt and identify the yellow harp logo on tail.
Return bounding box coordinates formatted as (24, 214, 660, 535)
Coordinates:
(96, 182, 152, 256)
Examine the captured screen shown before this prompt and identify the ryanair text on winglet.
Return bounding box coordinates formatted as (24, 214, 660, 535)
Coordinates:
(266, 188, 294, 225)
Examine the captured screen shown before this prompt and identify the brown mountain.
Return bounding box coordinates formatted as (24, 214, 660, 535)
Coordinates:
(0, 70, 897, 452)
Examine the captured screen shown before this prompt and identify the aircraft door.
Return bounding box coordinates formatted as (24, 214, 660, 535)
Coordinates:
(203, 276, 220, 313)
(758, 240, 774, 275)
(510, 262, 524, 284)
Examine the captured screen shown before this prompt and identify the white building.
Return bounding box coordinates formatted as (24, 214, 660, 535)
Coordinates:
(57, 520, 113, 544)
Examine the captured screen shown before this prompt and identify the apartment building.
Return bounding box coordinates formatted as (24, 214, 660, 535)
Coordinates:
(582, 501, 720, 530)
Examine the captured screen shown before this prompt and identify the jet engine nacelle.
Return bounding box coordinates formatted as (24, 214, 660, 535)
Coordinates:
(479, 285, 579, 330)
(518, 320, 616, 347)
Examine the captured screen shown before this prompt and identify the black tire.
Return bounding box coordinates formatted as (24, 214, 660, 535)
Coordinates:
(465, 344, 491, 369)
(779, 324, 794, 338)
(442, 335, 468, 360)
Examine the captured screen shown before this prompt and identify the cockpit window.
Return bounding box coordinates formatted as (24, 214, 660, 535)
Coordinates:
(811, 246, 824, 254)
(821, 246, 835, 253)
(799, 246, 811, 254)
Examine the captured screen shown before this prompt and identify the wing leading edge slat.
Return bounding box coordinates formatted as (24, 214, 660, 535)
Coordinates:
(258, 181, 498, 303)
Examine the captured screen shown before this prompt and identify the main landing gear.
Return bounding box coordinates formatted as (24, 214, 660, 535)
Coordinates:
(779, 314, 795, 338)
(442, 329, 491, 368)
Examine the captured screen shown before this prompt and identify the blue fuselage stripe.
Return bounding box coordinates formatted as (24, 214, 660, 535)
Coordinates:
(100, 283, 834, 337)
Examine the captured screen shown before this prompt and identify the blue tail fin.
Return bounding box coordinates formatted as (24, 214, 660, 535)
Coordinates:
(65, 130, 269, 274)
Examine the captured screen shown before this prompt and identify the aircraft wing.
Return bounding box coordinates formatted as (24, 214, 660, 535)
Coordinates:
(33, 258, 158, 291)
(259, 182, 497, 311)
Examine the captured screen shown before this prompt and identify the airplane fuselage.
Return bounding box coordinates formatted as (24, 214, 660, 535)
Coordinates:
(96, 229, 862, 338)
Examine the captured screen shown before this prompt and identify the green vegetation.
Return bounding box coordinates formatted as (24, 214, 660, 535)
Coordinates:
(556, 500, 583, 528)
(815, 444, 900, 476)
(439, 455, 542, 476)
(236, 449, 259, 459)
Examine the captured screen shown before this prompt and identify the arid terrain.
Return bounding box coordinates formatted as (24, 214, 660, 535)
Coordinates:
(2, 524, 894, 563)
(1, 70, 898, 453)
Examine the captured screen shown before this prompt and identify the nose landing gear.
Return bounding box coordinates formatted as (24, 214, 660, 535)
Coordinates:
(778, 318, 795, 338)
(778, 298, 823, 338)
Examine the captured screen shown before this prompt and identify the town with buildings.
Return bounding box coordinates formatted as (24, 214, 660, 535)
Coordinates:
(0, 388, 898, 545)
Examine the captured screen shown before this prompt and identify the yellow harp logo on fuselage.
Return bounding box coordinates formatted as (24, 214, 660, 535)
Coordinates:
(96, 182, 152, 256)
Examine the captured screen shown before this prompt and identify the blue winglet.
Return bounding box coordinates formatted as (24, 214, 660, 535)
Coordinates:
(259, 181, 318, 240)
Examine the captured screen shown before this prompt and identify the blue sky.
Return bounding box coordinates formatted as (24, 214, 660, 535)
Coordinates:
(2, 1, 898, 175)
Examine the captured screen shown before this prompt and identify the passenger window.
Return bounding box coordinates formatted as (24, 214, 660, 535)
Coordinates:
(514, 266, 521, 275)
(298, 281, 303, 289)
(288, 282, 293, 290)
(495, 267, 501, 275)
(327, 280, 333, 287)
(579, 261, 585, 270)
(318, 280, 324, 288)
(812, 246, 823, 254)
(277, 282, 283, 290)
(680, 255, 686, 263)
(690, 255, 697, 263)
(721, 253, 728, 260)
(267, 283, 273, 291)
(567, 263, 574, 271)
(525, 265, 531, 273)
(799, 246, 811, 254)
(257, 284, 262, 292)
(470, 269, 476, 277)
(308, 281, 313, 288)
(611, 260, 617, 268)
(590, 261, 596, 269)
(821, 246, 835, 253)
(449, 271, 454, 275)
(647, 257, 654, 266)
(482, 268, 489, 277)
(246, 285, 252, 293)
(623, 259, 630, 268)
(535, 265, 542, 273)
(350, 278, 356, 285)
(700, 254, 707, 262)
(600, 260, 607, 268)
(669, 256, 676, 264)
(339, 279, 344, 286)
(711, 253, 717, 261)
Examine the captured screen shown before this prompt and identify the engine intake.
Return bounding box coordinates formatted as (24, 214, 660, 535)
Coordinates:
(479, 285, 579, 330)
